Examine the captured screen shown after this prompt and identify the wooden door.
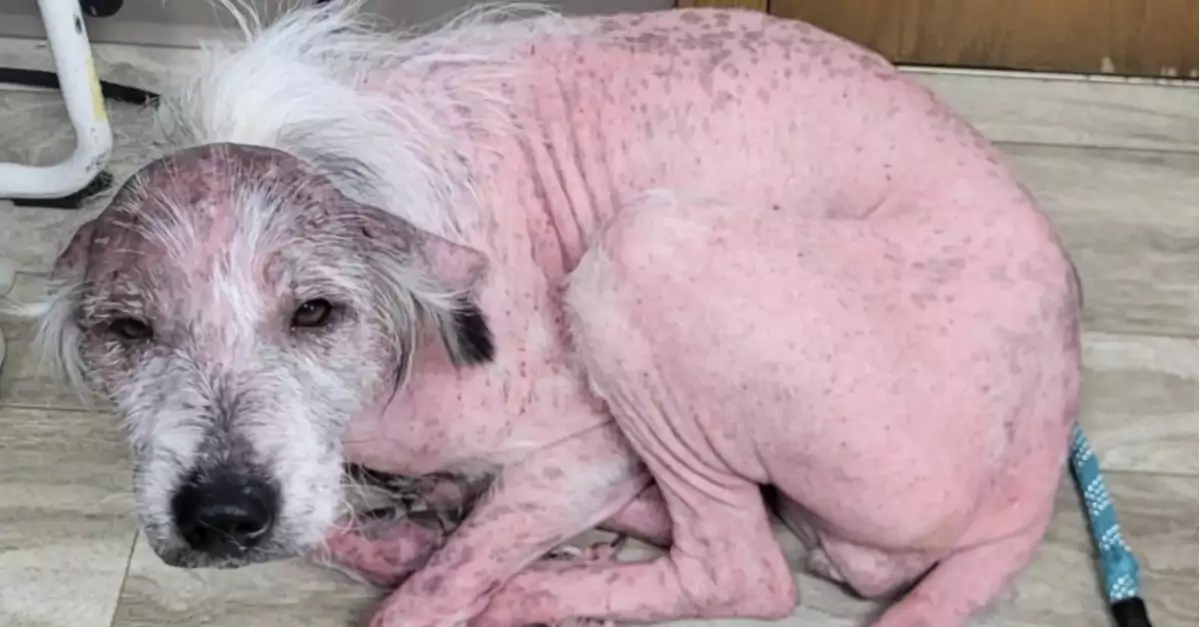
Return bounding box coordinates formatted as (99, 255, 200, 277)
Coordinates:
(677, 0, 1199, 79)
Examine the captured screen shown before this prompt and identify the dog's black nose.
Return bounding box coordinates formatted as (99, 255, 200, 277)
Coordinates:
(171, 473, 278, 556)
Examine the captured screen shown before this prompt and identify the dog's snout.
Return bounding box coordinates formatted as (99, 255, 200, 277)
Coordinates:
(171, 473, 279, 557)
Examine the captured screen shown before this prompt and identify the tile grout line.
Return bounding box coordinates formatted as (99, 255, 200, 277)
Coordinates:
(1101, 468, 1200, 480)
(0, 402, 108, 412)
(899, 64, 1200, 87)
(988, 138, 1200, 157)
(106, 529, 140, 627)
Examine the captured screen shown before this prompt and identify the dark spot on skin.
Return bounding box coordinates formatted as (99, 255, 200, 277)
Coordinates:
(625, 32, 669, 49)
(427, 543, 476, 573)
(420, 574, 444, 594)
(74, 17, 82, 34)
(709, 49, 733, 66)
(360, 226, 372, 239)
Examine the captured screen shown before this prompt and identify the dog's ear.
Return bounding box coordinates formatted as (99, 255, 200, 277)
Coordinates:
(351, 205, 495, 367)
(412, 226, 489, 298)
(412, 229, 496, 367)
(50, 220, 97, 284)
(34, 219, 97, 393)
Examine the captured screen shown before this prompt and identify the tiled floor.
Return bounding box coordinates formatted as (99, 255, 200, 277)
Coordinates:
(0, 35, 1197, 627)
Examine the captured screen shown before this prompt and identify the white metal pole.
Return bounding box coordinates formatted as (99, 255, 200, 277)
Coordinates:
(0, 0, 114, 200)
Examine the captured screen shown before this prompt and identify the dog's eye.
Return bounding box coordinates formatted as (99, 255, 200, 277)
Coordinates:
(109, 318, 153, 341)
(292, 299, 334, 329)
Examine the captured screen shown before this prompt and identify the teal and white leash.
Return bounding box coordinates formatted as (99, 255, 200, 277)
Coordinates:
(1069, 423, 1152, 627)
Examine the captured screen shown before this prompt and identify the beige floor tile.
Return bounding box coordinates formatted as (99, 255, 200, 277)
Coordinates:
(0, 309, 107, 412)
(1003, 143, 1198, 338)
(912, 71, 1198, 153)
(107, 471, 1196, 627)
(0, 91, 157, 275)
(111, 535, 380, 627)
(992, 471, 1197, 627)
(1080, 333, 1198, 475)
(2, 272, 47, 305)
(0, 406, 135, 627)
(0, 200, 88, 277)
(0, 37, 196, 98)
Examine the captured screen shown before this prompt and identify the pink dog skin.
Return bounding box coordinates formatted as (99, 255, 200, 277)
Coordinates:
(329, 8, 1081, 627)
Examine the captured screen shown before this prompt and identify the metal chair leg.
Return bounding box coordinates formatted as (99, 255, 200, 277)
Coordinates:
(0, 0, 113, 200)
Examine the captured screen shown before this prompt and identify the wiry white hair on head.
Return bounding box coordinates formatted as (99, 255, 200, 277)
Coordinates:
(151, 0, 580, 239)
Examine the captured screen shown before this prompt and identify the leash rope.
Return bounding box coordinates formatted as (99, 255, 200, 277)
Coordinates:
(1069, 422, 1152, 627)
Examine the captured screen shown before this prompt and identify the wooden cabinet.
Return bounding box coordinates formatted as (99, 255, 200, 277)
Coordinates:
(678, 0, 768, 9)
(677, 0, 1198, 78)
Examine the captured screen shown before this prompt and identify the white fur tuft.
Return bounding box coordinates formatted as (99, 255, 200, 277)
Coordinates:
(151, 0, 578, 239)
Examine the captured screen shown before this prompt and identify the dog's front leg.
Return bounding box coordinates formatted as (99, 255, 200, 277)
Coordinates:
(314, 470, 485, 587)
(368, 422, 648, 627)
(314, 517, 447, 587)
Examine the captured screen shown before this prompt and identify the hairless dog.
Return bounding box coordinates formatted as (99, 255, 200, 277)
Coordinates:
(26, 2, 1149, 626)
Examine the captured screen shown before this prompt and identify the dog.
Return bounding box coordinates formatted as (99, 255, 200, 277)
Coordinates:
(22, 1, 1142, 626)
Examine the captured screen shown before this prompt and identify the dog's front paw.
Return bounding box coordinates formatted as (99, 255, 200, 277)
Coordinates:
(312, 518, 445, 587)
(534, 536, 627, 627)
(544, 534, 628, 565)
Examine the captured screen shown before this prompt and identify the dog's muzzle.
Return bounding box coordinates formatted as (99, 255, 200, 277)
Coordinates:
(170, 469, 280, 559)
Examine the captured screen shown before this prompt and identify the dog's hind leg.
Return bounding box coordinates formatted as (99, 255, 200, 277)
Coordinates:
(596, 484, 672, 548)
(867, 513, 1051, 627)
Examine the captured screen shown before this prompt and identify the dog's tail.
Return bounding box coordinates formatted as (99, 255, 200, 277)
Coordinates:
(1069, 423, 1152, 627)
